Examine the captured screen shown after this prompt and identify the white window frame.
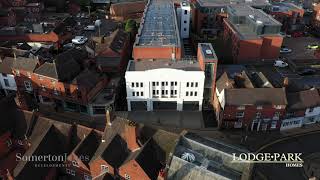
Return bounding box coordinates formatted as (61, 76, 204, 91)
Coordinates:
(101, 165, 109, 173)
(125, 174, 130, 180)
(72, 160, 79, 167)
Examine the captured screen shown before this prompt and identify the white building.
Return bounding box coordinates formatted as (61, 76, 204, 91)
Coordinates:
(125, 60, 205, 111)
(0, 57, 17, 95)
(179, 1, 191, 39)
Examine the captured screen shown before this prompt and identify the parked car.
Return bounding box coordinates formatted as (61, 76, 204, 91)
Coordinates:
(298, 68, 316, 75)
(84, 25, 95, 31)
(274, 60, 288, 68)
(291, 32, 303, 38)
(280, 47, 292, 54)
(307, 44, 319, 49)
(72, 36, 88, 45)
(63, 43, 74, 49)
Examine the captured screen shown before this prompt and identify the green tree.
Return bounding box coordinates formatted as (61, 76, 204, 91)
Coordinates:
(125, 19, 137, 32)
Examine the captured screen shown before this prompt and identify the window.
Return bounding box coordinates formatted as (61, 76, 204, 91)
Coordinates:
(162, 82, 165, 86)
(256, 112, 261, 118)
(131, 82, 134, 87)
(136, 82, 139, 87)
(171, 82, 174, 86)
(6, 139, 12, 147)
(65, 88, 71, 96)
(194, 91, 197, 96)
(174, 90, 177, 95)
(153, 90, 156, 95)
(156, 90, 159, 95)
(165, 82, 168, 86)
(257, 106, 263, 110)
(186, 91, 189, 96)
(140, 83, 143, 87)
(236, 112, 244, 118)
(4, 79, 9, 87)
(2, 73, 7, 77)
(162, 90, 165, 95)
(54, 88, 59, 95)
(309, 107, 314, 113)
(156, 82, 159, 86)
(195, 82, 198, 87)
(184, 28, 187, 31)
(24, 81, 32, 91)
(175, 82, 177, 86)
(72, 160, 79, 167)
(101, 165, 109, 173)
(152, 82, 156, 86)
(186, 82, 189, 87)
(184, 10, 187, 14)
(191, 82, 194, 87)
(190, 91, 193, 96)
(132, 92, 135, 96)
(84, 175, 92, 180)
(274, 112, 280, 118)
(237, 106, 245, 110)
(15, 70, 20, 76)
(165, 90, 168, 95)
(184, 20, 187, 23)
(66, 169, 75, 176)
(41, 85, 46, 91)
(171, 90, 173, 94)
(141, 92, 144, 96)
(136, 92, 139, 96)
(125, 174, 130, 180)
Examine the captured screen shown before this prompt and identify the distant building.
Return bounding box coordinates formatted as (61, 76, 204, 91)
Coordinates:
(191, 0, 270, 37)
(177, 1, 191, 39)
(110, 1, 146, 21)
(167, 133, 252, 180)
(223, 5, 283, 63)
(268, 2, 304, 34)
(132, 0, 182, 60)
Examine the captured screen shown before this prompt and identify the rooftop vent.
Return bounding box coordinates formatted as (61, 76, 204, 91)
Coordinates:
(181, 152, 195, 163)
(205, 49, 213, 55)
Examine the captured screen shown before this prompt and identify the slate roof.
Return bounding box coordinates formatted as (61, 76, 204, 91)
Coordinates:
(101, 134, 130, 168)
(34, 49, 87, 81)
(12, 57, 39, 72)
(287, 89, 320, 110)
(0, 57, 14, 74)
(71, 69, 102, 90)
(224, 88, 288, 106)
(74, 130, 101, 167)
(216, 72, 235, 94)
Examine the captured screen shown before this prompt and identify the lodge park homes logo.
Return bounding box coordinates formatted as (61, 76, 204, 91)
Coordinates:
(232, 152, 304, 168)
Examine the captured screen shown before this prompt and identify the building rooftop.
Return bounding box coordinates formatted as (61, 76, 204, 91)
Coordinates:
(198, 43, 218, 61)
(271, 2, 303, 13)
(134, 0, 180, 47)
(127, 59, 202, 71)
(226, 5, 282, 39)
(196, 0, 270, 8)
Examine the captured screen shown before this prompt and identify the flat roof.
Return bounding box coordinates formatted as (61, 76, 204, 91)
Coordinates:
(196, 0, 270, 7)
(271, 2, 303, 12)
(135, 0, 180, 47)
(199, 43, 218, 60)
(226, 5, 282, 39)
(127, 59, 201, 71)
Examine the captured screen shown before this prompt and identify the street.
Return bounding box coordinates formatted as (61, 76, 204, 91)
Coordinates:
(253, 132, 320, 180)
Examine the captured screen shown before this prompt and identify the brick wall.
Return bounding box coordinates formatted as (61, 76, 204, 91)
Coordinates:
(133, 47, 182, 60)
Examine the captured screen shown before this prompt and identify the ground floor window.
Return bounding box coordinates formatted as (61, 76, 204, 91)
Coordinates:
(93, 106, 106, 114)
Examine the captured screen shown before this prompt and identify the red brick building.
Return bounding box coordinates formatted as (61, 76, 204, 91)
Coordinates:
(86, 29, 131, 74)
(110, 1, 146, 21)
(223, 5, 283, 63)
(215, 72, 288, 131)
(268, 3, 304, 34)
(132, 0, 182, 60)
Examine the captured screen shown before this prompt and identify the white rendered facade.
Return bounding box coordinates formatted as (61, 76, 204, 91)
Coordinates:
(125, 61, 205, 111)
(180, 1, 191, 39)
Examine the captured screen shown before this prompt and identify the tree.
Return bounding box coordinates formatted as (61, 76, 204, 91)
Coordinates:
(125, 19, 137, 33)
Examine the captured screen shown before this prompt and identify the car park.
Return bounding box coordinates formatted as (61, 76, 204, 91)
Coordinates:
(274, 60, 288, 68)
(71, 36, 88, 45)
